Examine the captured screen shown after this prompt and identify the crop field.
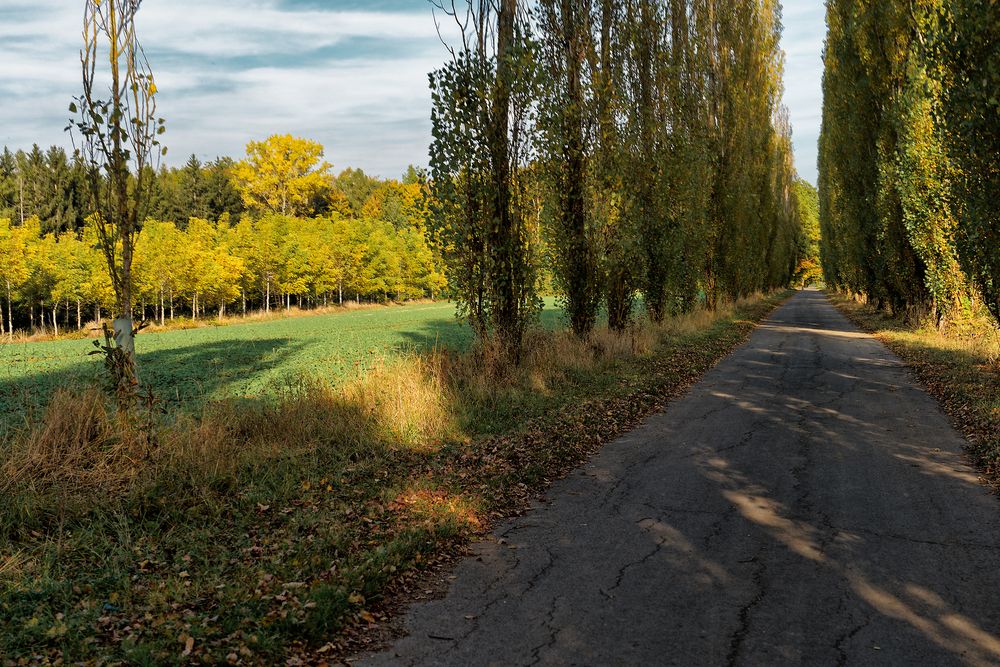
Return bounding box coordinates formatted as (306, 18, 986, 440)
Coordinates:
(0, 300, 564, 425)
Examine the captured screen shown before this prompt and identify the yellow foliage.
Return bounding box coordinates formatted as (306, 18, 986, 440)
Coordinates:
(231, 134, 332, 217)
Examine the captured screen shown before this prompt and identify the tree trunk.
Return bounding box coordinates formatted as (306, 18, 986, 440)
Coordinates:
(52, 306, 58, 337)
(3, 279, 9, 337)
(490, 0, 521, 358)
(560, 0, 593, 337)
(77, 299, 82, 329)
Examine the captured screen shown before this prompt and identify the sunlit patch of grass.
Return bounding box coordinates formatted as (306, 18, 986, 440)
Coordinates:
(390, 485, 484, 534)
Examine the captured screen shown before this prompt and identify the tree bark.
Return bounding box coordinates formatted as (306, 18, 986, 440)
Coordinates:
(491, 0, 520, 357)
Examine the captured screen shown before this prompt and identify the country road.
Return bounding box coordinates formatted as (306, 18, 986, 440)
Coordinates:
(360, 289, 1000, 666)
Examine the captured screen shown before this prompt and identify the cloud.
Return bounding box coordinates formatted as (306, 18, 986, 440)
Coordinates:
(0, 0, 446, 178)
(0, 0, 828, 183)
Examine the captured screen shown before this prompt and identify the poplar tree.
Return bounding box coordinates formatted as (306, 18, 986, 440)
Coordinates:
(428, 0, 541, 360)
(536, 0, 601, 336)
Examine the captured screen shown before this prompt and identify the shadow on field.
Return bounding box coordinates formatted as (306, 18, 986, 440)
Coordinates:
(0, 337, 306, 427)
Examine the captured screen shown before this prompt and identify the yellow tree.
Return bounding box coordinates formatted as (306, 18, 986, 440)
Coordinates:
(231, 135, 332, 216)
(0, 218, 35, 337)
(135, 220, 184, 324)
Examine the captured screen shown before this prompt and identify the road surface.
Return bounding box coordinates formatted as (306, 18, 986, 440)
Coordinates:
(361, 289, 1000, 666)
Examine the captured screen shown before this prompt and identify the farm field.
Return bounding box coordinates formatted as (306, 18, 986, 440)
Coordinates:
(0, 300, 564, 425)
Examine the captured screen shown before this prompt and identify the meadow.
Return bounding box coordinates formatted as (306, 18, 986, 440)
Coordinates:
(0, 301, 563, 426)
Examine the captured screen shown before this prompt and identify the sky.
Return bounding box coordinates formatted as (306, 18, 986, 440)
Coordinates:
(0, 0, 826, 184)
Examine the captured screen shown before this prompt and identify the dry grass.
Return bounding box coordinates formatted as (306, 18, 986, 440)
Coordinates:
(1, 388, 143, 494)
(2, 299, 753, 513)
(1, 353, 461, 512)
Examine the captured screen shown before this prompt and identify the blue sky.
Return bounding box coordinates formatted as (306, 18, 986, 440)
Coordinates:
(0, 0, 825, 183)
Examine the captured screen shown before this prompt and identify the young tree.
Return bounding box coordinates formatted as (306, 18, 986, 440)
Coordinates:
(0, 218, 35, 337)
(69, 0, 165, 402)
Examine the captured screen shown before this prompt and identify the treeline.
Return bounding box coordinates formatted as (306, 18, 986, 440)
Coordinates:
(0, 143, 448, 336)
(0, 213, 445, 336)
(429, 0, 806, 354)
(0, 143, 426, 236)
(819, 0, 999, 325)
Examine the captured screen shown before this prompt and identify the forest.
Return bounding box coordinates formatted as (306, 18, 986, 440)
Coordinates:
(0, 142, 445, 334)
(819, 0, 999, 327)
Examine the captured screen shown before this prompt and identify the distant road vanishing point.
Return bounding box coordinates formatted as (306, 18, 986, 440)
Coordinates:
(360, 289, 1000, 667)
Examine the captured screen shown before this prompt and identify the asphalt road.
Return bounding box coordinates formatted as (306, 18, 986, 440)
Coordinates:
(360, 289, 1000, 666)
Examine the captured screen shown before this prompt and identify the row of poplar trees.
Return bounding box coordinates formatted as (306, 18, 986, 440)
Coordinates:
(819, 1, 999, 326)
(428, 0, 803, 359)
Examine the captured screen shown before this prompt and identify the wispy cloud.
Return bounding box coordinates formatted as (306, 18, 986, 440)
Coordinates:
(0, 0, 826, 182)
(0, 0, 445, 178)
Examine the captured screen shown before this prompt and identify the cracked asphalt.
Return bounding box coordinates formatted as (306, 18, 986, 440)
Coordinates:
(359, 290, 1000, 666)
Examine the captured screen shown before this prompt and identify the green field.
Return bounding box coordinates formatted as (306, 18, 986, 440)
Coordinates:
(0, 301, 565, 424)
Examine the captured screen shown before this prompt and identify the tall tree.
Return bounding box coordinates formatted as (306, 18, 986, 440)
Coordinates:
(428, 0, 541, 359)
(537, 0, 601, 337)
(934, 0, 1000, 322)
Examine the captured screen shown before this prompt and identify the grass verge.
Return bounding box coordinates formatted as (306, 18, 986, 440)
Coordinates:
(0, 291, 790, 665)
(828, 292, 1000, 481)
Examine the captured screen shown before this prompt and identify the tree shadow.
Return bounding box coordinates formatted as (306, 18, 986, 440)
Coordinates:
(0, 336, 307, 429)
(455, 289, 1000, 664)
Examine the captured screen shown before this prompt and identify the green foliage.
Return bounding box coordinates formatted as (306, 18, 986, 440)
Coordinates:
(793, 180, 822, 285)
(819, 0, 999, 326)
(933, 0, 1000, 321)
(535, 0, 602, 337)
(428, 2, 542, 357)
(431, 0, 804, 343)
